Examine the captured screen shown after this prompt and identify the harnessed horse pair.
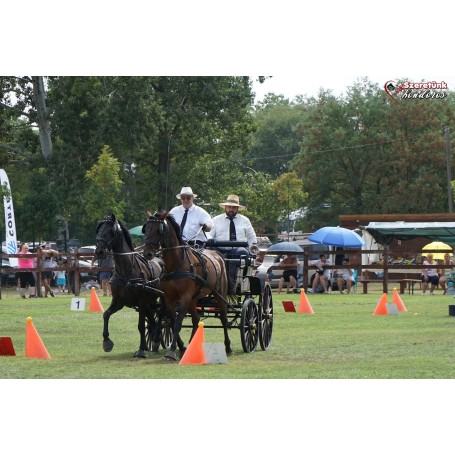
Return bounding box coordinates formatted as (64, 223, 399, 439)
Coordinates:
(95, 211, 272, 360)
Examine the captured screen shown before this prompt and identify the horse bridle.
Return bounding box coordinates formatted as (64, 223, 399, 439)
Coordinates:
(96, 218, 122, 256)
(143, 216, 168, 251)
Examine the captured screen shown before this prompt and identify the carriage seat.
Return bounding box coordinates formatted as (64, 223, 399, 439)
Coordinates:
(204, 239, 252, 258)
(204, 239, 255, 294)
(204, 239, 255, 268)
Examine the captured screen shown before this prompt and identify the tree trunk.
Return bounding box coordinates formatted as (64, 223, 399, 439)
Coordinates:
(32, 76, 53, 158)
(157, 133, 172, 211)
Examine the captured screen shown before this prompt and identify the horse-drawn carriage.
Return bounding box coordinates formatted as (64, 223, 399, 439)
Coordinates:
(178, 238, 273, 353)
(95, 212, 273, 361)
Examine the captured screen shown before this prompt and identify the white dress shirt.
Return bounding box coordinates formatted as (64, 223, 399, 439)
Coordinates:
(169, 204, 213, 242)
(209, 213, 257, 246)
(338, 268, 354, 281)
(315, 257, 331, 278)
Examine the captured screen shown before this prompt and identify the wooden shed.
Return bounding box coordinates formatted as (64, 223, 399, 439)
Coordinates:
(339, 213, 455, 260)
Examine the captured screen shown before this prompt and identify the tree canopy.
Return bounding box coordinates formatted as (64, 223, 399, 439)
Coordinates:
(1, 76, 454, 246)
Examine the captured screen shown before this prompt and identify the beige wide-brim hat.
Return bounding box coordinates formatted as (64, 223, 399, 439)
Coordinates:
(219, 194, 245, 210)
(176, 186, 197, 199)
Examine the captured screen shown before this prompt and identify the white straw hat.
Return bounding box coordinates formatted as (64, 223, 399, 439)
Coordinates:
(176, 187, 197, 199)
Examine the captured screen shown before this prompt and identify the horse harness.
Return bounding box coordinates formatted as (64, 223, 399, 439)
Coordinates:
(97, 218, 162, 295)
(146, 216, 224, 298)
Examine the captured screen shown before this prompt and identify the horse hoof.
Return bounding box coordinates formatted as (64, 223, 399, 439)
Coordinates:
(164, 351, 178, 361)
(134, 350, 147, 358)
(103, 340, 114, 352)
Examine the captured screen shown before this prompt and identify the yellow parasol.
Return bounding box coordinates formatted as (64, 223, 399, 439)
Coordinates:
(422, 241, 453, 260)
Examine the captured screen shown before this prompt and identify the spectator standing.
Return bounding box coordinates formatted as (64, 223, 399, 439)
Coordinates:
(37, 243, 59, 297)
(17, 243, 36, 298)
(98, 254, 113, 297)
(56, 268, 67, 293)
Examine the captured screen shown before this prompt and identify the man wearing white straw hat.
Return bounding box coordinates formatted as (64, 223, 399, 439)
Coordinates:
(209, 194, 257, 293)
(169, 186, 213, 245)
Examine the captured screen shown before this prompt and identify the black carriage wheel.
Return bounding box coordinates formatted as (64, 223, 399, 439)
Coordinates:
(145, 314, 155, 351)
(240, 297, 259, 353)
(160, 316, 173, 350)
(259, 282, 273, 351)
(145, 312, 173, 350)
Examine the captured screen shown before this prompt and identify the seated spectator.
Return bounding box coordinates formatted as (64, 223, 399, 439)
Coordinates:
(334, 257, 355, 294)
(312, 253, 331, 293)
(439, 252, 455, 295)
(85, 280, 101, 290)
(421, 253, 441, 296)
(277, 254, 298, 294)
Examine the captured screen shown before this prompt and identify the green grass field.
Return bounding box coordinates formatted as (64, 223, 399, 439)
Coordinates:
(1, 286, 455, 379)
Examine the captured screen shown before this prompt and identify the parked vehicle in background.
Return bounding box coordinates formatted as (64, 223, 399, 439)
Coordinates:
(1, 246, 17, 286)
(75, 246, 98, 282)
(27, 241, 58, 252)
(255, 239, 335, 288)
(54, 245, 98, 292)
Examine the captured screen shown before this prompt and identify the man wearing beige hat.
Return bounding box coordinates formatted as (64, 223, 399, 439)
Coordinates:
(210, 194, 257, 246)
(169, 186, 213, 245)
(209, 194, 257, 292)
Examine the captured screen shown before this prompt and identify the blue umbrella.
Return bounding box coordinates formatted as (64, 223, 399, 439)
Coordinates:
(308, 226, 365, 247)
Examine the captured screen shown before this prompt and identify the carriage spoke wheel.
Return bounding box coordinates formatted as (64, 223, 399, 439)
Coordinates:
(240, 298, 259, 353)
(259, 282, 273, 351)
(145, 312, 173, 351)
(145, 314, 155, 351)
(160, 316, 173, 350)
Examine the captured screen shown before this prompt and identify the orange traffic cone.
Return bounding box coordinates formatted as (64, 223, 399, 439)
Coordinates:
(179, 322, 206, 365)
(373, 293, 389, 315)
(25, 317, 51, 359)
(89, 287, 104, 312)
(392, 287, 407, 312)
(298, 289, 314, 314)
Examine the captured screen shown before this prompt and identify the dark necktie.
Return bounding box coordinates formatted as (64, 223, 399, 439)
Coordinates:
(180, 208, 189, 234)
(229, 217, 236, 240)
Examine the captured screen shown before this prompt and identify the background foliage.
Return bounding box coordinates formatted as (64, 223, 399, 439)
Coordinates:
(1, 76, 454, 247)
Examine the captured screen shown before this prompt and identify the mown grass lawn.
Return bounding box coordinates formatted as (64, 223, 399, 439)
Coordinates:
(1, 286, 455, 379)
(3, 286, 455, 455)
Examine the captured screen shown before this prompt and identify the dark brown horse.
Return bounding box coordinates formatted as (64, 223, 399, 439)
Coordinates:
(95, 214, 163, 358)
(142, 211, 232, 361)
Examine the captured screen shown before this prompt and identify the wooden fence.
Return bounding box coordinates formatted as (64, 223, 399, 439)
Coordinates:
(0, 252, 113, 299)
(300, 247, 455, 293)
(1, 246, 452, 298)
